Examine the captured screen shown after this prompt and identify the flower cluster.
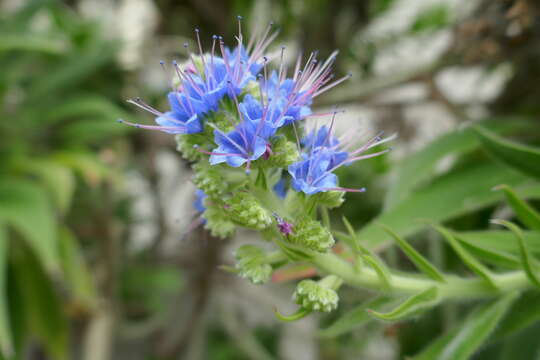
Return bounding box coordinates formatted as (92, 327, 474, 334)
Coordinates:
(123, 17, 393, 291)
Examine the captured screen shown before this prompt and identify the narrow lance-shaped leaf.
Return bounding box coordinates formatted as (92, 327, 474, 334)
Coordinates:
(0, 225, 13, 358)
(473, 125, 540, 181)
(58, 228, 97, 308)
(380, 223, 446, 282)
(361, 163, 540, 252)
(456, 234, 520, 269)
(342, 217, 392, 289)
(413, 292, 519, 360)
(368, 287, 439, 321)
(491, 219, 540, 289)
(384, 118, 532, 210)
(456, 230, 540, 256)
(363, 254, 392, 290)
(0, 181, 59, 273)
(433, 225, 498, 289)
(494, 184, 540, 232)
(11, 242, 68, 360)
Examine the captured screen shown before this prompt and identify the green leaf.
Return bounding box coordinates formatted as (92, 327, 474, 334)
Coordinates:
(433, 225, 498, 289)
(491, 220, 540, 289)
(43, 95, 132, 125)
(28, 40, 116, 99)
(58, 228, 96, 309)
(363, 254, 392, 290)
(380, 224, 446, 282)
(340, 218, 392, 289)
(0, 225, 13, 358)
(368, 287, 439, 321)
(54, 151, 115, 186)
(319, 297, 396, 337)
(11, 241, 68, 360)
(0, 34, 66, 54)
(18, 159, 75, 213)
(494, 184, 540, 232)
(457, 234, 520, 269)
(473, 125, 540, 180)
(0, 181, 59, 273)
(384, 118, 531, 209)
(413, 292, 518, 360)
(456, 230, 540, 255)
(492, 291, 540, 340)
(360, 162, 539, 251)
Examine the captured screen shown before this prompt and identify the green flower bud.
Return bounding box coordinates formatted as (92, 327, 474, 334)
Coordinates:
(266, 136, 299, 168)
(287, 216, 335, 252)
(235, 245, 272, 284)
(293, 276, 340, 312)
(203, 205, 236, 238)
(227, 191, 273, 230)
(314, 191, 345, 209)
(193, 163, 227, 197)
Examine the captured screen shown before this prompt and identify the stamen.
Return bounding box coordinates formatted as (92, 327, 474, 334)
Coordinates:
(193, 145, 244, 157)
(322, 187, 366, 193)
(194, 27, 207, 72)
(117, 118, 185, 132)
(313, 72, 352, 97)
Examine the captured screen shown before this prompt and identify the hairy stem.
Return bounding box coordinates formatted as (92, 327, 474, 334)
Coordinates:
(311, 252, 531, 300)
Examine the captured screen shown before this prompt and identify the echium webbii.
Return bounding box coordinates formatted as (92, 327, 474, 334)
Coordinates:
(288, 114, 395, 195)
(119, 16, 277, 134)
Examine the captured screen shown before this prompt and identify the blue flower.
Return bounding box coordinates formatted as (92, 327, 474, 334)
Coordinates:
(194, 189, 207, 213)
(209, 120, 268, 169)
(122, 24, 275, 134)
(273, 178, 287, 199)
(239, 94, 293, 137)
(265, 71, 312, 123)
(288, 150, 339, 195)
(302, 125, 348, 168)
(119, 94, 203, 134)
(288, 122, 394, 195)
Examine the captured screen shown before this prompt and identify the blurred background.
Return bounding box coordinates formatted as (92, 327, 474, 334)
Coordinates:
(1, 0, 539, 359)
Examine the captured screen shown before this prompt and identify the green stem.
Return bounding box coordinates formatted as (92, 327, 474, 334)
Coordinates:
(266, 251, 287, 264)
(311, 252, 531, 300)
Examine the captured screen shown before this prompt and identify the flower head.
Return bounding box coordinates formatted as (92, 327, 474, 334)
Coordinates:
(120, 17, 277, 134)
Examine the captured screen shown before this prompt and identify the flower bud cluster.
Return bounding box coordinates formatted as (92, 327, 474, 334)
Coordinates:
(293, 276, 340, 312)
(226, 192, 273, 230)
(287, 216, 335, 252)
(234, 245, 272, 284)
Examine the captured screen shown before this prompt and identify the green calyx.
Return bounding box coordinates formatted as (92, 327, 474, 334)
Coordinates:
(226, 191, 273, 230)
(235, 245, 272, 284)
(193, 163, 227, 197)
(176, 134, 206, 161)
(287, 216, 335, 252)
(314, 191, 345, 209)
(203, 204, 236, 239)
(293, 275, 341, 312)
(266, 136, 300, 168)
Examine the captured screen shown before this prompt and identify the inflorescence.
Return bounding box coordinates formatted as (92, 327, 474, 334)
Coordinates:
(122, 17, 393, 288)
